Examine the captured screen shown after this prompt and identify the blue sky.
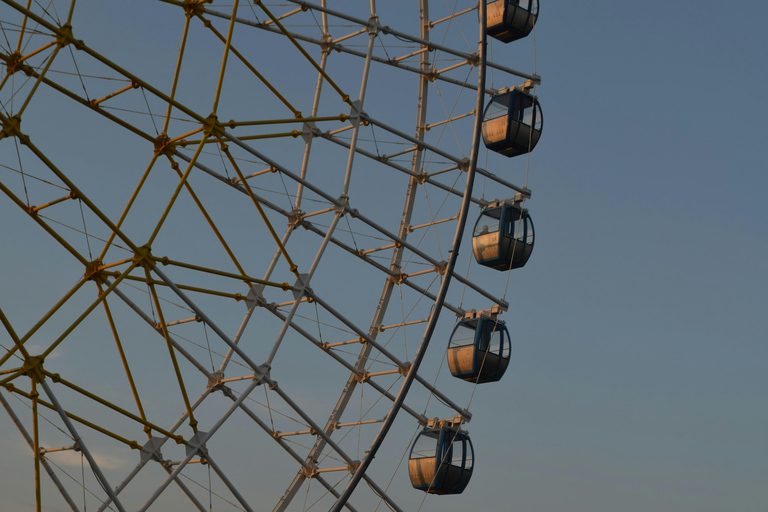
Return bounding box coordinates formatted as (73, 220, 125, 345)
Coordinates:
(505, 2, 768, 510)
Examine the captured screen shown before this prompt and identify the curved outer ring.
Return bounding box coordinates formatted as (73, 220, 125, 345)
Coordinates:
(329, 1, 489, 509)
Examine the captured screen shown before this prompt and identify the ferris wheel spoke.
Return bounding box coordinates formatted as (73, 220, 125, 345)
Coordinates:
(0, 2, 207, 123)
(26, 68, 159, 143)
(0, 390, 82, 512)
(108, 282, 217, 380)
(150, 265, 270, 373)
(308, 211, 508, 310)
(293, 50, 330, 210)
(137, 378, 261, 512)
(38, 380, 128, 512)
(196, 452, 255, 512)
(159, 466, 209, 512)
(93, 388, 211, 512)
(196, 3, 494, 93)
(316, 130, 484, 205)
(219, 387, 361, 512)
(265, 306, 429, 424)
(2, 39, 64, 118)
(303, 291, 470, 421)
(1, 0, 543, 507)
(283, 0, 537, 81)
(262, 376, 361, 470)
(194, 13, 303, 119)
(213, 130, 453, 276)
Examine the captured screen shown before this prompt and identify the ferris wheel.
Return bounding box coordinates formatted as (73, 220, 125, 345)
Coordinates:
(0, 1, 542, 511)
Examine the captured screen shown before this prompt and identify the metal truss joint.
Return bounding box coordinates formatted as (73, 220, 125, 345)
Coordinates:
(334, 195, 352, 217)
(202, 114, 225, 138)
(153, 133, 172, 156)
(133, 245, 155, 270)
(207, 370, 224, 391)
(302, 464, 318, 478)
(185, 431, 209, 459)
(320, 33, 333, 54)
(348, 101, 363, 126)
(56, 24, 84, 50)
(366, 15, 389, 36)
(246, 284, 266, 308)
(302, 121, 318, 143)
(84, 259, 106, 283)
(22, 355, 46, 384)
(253, 364, 271, 385)
(2, 51, 25, 76)
(140, 439, 164, 463)
(0, 115, 28, 144)
(183, 1, 207, 19)
(287, 209, 304, 230)
(389, 272, 407, 285)
(292, 274, 312, 301)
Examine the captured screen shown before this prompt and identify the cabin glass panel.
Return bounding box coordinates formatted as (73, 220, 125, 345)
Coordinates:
(524, 213, 534, 244)
(449, 322, 477, 349)
(463, 438, 474, 469)
(412, 431, 439, 459)
(518, 94, 535, 126)
(488, 323, 504, 355)
(534, 101, 543, 130)
(445, 434, 465, 467)
(474, 207, 502, 236)
(485, 94, 510, 121)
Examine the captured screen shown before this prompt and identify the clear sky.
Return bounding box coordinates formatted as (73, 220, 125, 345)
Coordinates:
(509, 2, 768, 510)
(0, 1, 766, 512)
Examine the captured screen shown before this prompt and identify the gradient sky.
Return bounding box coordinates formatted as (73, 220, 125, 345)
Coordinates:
(500, 2, 768, 510)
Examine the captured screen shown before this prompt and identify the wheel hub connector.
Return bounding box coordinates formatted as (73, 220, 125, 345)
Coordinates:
(22, 355, 46, 384)
(0, 115, 28, 144)
(133, 245, 155, 271)
(84, 259, 105, 283)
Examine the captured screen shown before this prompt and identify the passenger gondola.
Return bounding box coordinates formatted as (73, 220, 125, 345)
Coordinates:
(473, 199, 534, 270)
(448, 316, 510, 383)
(487, 0, 539, 43)
(482, 88, 542, 157)
(408, 425, 474, 495)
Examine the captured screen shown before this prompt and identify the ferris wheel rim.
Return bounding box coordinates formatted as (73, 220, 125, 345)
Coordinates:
(0, 1, 533, 510)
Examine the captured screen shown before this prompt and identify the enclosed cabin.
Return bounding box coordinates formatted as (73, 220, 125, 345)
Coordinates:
(473, 198, 534, 270)
(448, 311, 510, 383)
(482, 86, 542, 158)
(409, 423, 474, 495)
(487, 0, 539, 43)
